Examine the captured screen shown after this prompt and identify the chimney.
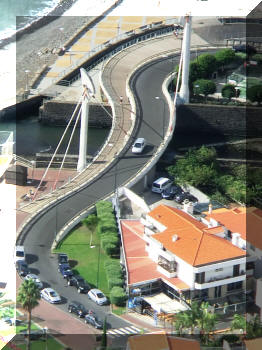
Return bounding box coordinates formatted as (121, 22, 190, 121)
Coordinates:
(208, 203, 213, 215)
(232, 233, 241, 247)
(172, 234, 178, 242)
(183, 200, 193, 215)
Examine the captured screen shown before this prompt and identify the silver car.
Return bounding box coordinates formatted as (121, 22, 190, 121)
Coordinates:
(25, 274, 43, 289)
(40, 288, 61, 304)
(88, 289, 107, 305)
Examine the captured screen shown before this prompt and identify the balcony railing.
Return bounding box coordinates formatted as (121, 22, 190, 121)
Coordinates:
(158, 262, 176, 273)
(195, 271, 245, 285)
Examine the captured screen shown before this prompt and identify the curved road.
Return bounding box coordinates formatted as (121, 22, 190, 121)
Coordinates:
(21, 48, 216, 332)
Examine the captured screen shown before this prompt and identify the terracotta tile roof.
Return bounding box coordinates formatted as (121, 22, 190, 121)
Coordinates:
(148, 205, 246, 266)
(128, 332, 201, 350)
(204, 207, 262, 250)
(120, 220, 189, 291)
(203, 226, 225, 235)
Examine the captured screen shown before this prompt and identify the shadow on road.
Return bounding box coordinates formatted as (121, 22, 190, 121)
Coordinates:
(26, 254, 38, 264)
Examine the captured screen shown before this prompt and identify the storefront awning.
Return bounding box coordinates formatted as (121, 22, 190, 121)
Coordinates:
(142, 293, 189, 314)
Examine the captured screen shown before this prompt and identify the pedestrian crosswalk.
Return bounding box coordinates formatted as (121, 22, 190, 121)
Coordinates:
(107, 325, 143, 337)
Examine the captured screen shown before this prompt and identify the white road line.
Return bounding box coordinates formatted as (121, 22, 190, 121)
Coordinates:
(113, 329, 127, 335)
(127, 326, 141, 332)
(118, 327, 132, 334)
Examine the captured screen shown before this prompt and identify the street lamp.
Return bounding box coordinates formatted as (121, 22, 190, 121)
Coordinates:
(25, 70, 30, 92)
(155, 96, 165, 138)
(43, 327, 48, 350)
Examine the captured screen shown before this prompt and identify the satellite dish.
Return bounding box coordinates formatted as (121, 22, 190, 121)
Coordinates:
(80, 68, 96, 98)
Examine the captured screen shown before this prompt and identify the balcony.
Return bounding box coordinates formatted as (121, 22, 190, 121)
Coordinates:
(195, 272, 246, 289)
(157, 261, 177, 278)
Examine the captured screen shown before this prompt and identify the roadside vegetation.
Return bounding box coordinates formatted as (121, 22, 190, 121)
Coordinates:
(54, 200, 127, 310)
(173, 48, 262, 105)
(167, 145, 262, 205)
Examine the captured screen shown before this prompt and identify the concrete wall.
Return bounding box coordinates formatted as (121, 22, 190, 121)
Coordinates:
(176, 104, 261, 138)
(39, 101, 112, 128)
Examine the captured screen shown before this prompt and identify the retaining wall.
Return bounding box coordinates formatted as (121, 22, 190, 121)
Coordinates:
(39, 101, 112, 127)
(176, 104, 261, 138)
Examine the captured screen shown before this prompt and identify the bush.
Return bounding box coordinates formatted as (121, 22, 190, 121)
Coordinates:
(104, 243, 118, 256)
(108, 277, 123, 290)
(215, 48, 236, 66)
(193, 79, 216, 97)
(247, 85, 262, 104)
(196, 53, 218, 79)
(221, 84, 236, 99)
(96, 201, 113, 215)
(252, 53, 262, 64)
(105, 265, 122, 279)
(100, 223, 117, 234)
(110, 287, 127, 306)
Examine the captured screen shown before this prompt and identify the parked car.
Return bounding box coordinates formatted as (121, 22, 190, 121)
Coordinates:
(16, 329, 45, 340)
(58, 263, 73, 278)
(16, 260, 30, 277)
(40, 288, 61, 304)
(175, 192, 198, 204)
(25, 273, 43, 289)
(88, 289, 108, 305)
(84, 313, 103, 329)
(233, 44, 257, 55)
(68, 301, 88, 318)
(66, 275, 90, 293)
(131, 137, 146, 154)
(14, 245, 25, 263)
(58, 253, 68, 265)
(151, 177, 172, 193)
(161, 185, 183, 200)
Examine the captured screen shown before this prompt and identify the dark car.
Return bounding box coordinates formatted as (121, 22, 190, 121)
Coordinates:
(68, 301, 88, 318)
(233, 44, 257, 55)
(175, 192, 198, 204)
(58, 263, 73, 278)
(16, 260, 30, 277)
(58, 253, 68, 264)
(161, 185, 183, 200)
(66, 275, 90, 293)
(84, 313, 103, 329)
(17, 329, 45, 340)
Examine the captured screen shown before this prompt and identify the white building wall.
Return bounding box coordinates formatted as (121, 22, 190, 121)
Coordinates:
(176, 256, 195, 288)
(145, 214, 167, 232)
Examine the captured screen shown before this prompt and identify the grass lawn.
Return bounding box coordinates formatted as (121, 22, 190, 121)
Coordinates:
(111, 305, 126, 316)
(53, 223, 112, 297)
(6, 337, 64, 350)
(16, 321, 40, 333)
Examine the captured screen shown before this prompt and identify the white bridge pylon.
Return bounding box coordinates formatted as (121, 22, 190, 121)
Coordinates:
(77, 68, 96, 172)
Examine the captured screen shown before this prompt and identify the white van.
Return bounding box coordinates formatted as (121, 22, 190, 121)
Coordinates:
(15, 245, 25, 263)
(151, 177, 172, 194)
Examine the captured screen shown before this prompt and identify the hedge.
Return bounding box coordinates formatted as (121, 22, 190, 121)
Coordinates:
(105, 265, 122, 278)
(96, 200, 113, 215)
(110, 286, 127, 306)
(108, 277, 123, 290)
(104, 243, 118, 256)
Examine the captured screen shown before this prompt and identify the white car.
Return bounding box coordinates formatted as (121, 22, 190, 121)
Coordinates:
(132, 138, 146, 154)
(40, 288, 61, 304)
(88, 289, 108, 306)
(14, 246, 25, 263)
(25, 274, 43, 289)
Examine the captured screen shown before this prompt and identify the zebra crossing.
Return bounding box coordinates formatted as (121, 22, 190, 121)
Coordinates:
(107, 325, 143, 337)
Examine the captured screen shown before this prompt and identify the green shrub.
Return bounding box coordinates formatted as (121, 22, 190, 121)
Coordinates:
(100, 223, 117, 234)
(108, 277, 123, 290)
(110, 287, 127, 306)
(221, 84, 236, 99)
(101, 234, 118, 246)
(96, 201, 114, 215)
(215, 48, 235, 66)
(106, 266, 122, 279)
(104, 243, 118, 256)
(252, 53, 262, 64)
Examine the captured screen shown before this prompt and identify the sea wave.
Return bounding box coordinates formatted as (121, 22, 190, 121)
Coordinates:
(0, 0, 76, 48)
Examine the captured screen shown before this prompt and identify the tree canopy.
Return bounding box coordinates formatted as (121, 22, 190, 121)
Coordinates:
(193, 79, 216, 97)
(215, 48, 236, 66)
(247, 85, 262, 104)
(221, 84, 236, 99)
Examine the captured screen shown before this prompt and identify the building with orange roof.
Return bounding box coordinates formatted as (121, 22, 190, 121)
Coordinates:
(120, 203, 248, 310)
(127, 331, 201, 350)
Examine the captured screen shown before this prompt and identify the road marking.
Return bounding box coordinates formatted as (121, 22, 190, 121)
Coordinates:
(126, 326, 141, 332)
(118, 327, 132, 334)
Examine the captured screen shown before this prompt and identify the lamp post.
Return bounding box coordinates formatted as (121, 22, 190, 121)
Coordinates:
(25, 70, 30, 92)
(43, 327, 48, 350)
(155, 96, 165, 138)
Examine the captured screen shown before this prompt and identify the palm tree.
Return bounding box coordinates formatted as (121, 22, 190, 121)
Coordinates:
(197, 302, 217, 344)
(231, 314, 246, 335)
(17, 279, 41, 350)
(82, 214, 99, 247)
(101, 317, 107, 349)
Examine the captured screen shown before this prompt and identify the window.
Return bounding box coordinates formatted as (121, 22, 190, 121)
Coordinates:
(227, 281, 242, 292)
(215, 268, 223, 272)
(195, 272, 205, 284)
(233, 264, 240, 277)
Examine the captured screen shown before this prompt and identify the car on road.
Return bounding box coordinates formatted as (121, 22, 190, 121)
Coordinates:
(16, 260, 30, 277)
(175, 192, 198, 204)
(14, 245, 25, 263)
(40, 288, 61, 304)
(58, 263, 73, 278)
(57, 253, 68, 265)
(66, 275, 90, 293)
(84, 313, 103, 329)
(131, 137, 146, 154)
(161, 185, 183, 200)
(25, 273, 43, 289)
(88, 289, 108, 305)
(68, 301, 89, 318)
